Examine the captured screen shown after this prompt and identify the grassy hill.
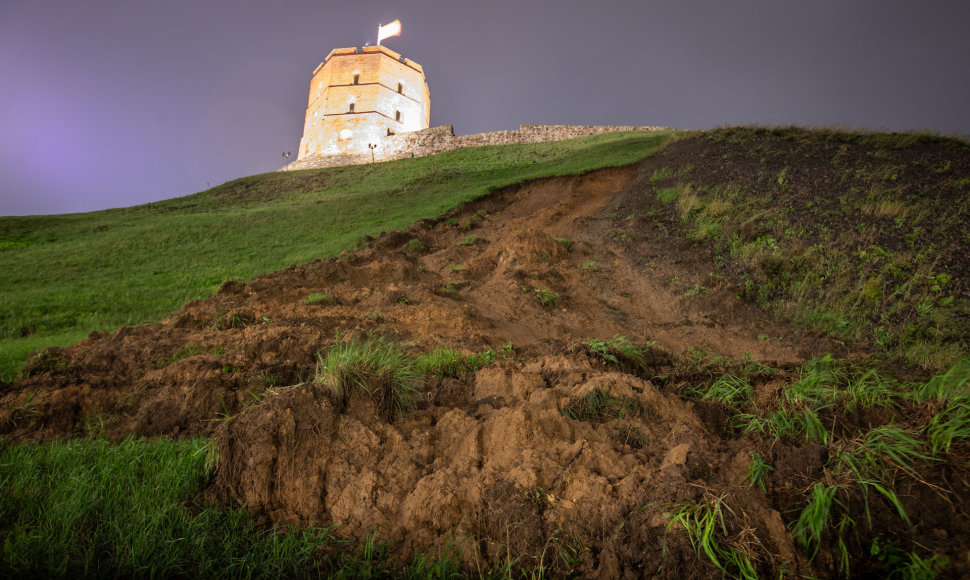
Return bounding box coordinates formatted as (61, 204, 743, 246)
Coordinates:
(632, 127, 970, 371)
(0, 130, 675, 381)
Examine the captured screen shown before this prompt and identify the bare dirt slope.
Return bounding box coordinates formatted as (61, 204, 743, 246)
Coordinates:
(2, 153, 964, 577)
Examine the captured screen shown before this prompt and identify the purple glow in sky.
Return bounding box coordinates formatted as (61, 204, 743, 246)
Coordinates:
(2, 0, 969, 216)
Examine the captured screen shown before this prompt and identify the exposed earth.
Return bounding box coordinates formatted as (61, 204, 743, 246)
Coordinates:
(3, 130, 969, 578)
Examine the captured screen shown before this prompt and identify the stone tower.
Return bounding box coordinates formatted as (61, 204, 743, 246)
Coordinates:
(297, 46, 430, 159)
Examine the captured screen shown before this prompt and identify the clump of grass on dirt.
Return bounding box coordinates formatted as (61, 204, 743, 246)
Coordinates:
(702, 355, 970, 578)
(734, 355, 902, 443)
(304, 293, 333, 305)
(315, 338, 419, 420)
(664, 496, 759, 579)
(561, 386, 640, 423)
(533, 288, 559, 308)
(584, 334, 653, 368)
(416, 344, 515, 379)
(416, 346, 477, 379)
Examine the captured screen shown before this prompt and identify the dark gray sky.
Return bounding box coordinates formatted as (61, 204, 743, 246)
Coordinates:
(2, 0, 968, 216)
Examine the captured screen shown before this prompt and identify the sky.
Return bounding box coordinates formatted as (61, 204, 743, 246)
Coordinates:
(2, 0, 969, 216)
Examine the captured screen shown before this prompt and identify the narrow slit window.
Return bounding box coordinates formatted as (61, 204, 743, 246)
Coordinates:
(395, 110, 401, 122)
(348, 103, 355, 113)
(353, 74, 359, 85)
(397, 83, 403, 94)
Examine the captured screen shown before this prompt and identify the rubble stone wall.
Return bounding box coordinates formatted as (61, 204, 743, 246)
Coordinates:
(283, 124, 671, 171)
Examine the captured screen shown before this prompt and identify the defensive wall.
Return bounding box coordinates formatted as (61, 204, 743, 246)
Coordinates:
(283, 123, 670, 171)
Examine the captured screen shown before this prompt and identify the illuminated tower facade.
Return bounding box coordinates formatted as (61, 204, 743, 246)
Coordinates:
(297, 45, 430, 159)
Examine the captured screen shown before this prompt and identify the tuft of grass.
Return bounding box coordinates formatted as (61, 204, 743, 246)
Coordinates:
(314, 338, 419, 420)
(585, 334, 652, 368)
(562, 386, 640, 423)
(405, 238, 426, 253)
(304, 293, 333, 305)
(458, 235, 480, 246)
(416, 346, 477, 379)
(698, 374, 752, 406)
(534, 288, 559, 308)
(914, 359, 970, 453)
(744, 452, 774, 492)
(664, 497, 758, 579)
(791, 483, 842, 560)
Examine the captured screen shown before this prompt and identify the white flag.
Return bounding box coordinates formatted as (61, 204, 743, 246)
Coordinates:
(377, 19, 401, 45)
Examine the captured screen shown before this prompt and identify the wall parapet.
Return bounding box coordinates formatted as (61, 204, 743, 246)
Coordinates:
(283, 123, 671, 171)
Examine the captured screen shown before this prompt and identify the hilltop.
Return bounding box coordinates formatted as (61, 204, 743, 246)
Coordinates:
(2, 127, 970, 578)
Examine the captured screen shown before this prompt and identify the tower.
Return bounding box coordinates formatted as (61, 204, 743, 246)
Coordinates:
(297, 46, 430, 159)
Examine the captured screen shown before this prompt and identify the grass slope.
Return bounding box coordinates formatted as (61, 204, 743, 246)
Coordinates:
(638, 127, 970, 371)
(0, 130, 675, 380)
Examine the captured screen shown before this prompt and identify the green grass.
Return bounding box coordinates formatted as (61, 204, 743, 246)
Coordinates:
(744, 452, 774, 492)
(314, 338, 419, 420)
(304, 293, 333, 305)
(735, 355, 903, 443)
(664, 497, 758, 579)
(561, 386, 641, 423)
(0, 437, 335, 577)
(584, 334, 653, 368)
(0, 130, 677, 381)
(415, 346, 477, 379)
(646, 127, 970, 371)
(533, 288, 559, 308)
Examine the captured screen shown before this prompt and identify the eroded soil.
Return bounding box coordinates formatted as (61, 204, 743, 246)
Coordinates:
(2, 154, 966, 577)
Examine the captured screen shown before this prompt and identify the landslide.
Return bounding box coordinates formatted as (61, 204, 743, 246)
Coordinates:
(3, 127, 970, 578)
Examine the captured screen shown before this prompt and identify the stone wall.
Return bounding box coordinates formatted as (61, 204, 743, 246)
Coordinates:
(283, 123, 671, 171)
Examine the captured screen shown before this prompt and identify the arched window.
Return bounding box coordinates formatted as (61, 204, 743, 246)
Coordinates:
(348, 103, 355, 113)
(395, 110, 401, 122)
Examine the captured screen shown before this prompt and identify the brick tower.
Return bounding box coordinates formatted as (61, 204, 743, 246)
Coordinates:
(297, 46, 430, 159)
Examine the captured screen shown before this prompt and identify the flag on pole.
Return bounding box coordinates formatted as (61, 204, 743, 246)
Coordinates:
(377, 19, 401, 45)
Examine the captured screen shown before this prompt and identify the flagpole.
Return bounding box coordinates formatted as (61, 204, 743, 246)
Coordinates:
(376, 23, 381, 46)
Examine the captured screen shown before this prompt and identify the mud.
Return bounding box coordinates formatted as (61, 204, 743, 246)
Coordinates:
(3, 156, 965, 576)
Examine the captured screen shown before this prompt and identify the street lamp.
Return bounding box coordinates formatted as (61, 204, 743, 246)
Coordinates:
(368, 143, 377, 163)
(281, 151, 291, 170)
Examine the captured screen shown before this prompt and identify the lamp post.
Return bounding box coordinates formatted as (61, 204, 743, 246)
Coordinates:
(368, 143, 377, 163)
(281, 151, 291, 170)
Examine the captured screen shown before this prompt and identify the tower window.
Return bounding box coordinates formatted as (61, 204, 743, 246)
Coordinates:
(395, 110, 401, 122)
(397, 83, 403, 94)
(348, 103, 355, 113)
(353, 74, 359, 85)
